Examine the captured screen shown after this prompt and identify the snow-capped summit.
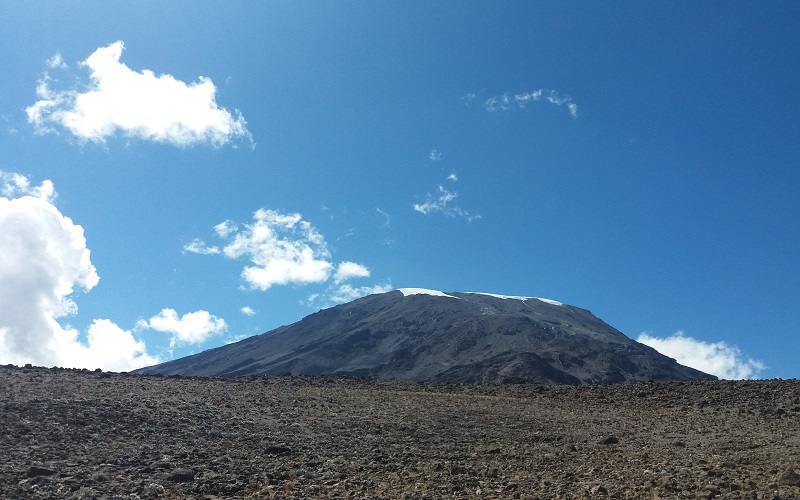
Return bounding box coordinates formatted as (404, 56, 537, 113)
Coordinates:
(397, 288, 459, 299)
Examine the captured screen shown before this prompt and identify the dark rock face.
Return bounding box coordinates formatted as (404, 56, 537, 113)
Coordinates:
(135, 290, 715, 383)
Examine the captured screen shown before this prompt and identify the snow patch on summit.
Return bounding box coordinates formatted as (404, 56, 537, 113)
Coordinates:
(398, 288, 459, 299)
(535, 297, 564, 306)
(396, 289, 563, 305)
(466, 292, 563, 306)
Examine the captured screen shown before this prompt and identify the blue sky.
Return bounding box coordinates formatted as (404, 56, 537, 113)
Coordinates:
(1, 1, 798, 379)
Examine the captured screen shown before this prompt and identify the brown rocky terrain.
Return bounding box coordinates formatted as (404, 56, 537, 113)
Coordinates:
(2, 364, 799, 499)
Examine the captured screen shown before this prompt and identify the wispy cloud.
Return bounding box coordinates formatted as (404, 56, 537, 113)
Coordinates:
(429, 149, 442, 162)
(45, 53, 67, 70)
(138, 309, 227, 347)
(27, 41, 252, 148)
(461, 92, 478, 105)
(447, 172, 458, 182)
(414, 185, 456, 214)
(183, 238, 220, 255)
(482, 89, 578, 118)
(327, 283, 393, 304)
(214, 220, 238, 237)
(1, 171, 55, 201)
(0, 171, 158, 371)
(240, 306, 256, 317)
(376, 208, 391, 228)
(413, 185, 480, 222)
(308, 282, 394, 309)
(637, 331, 765, 380)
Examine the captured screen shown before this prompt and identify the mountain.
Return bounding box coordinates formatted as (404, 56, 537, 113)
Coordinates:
(134, 289, 716, 384)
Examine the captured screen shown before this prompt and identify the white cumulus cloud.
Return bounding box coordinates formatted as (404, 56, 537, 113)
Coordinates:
(0, 171, 157, 371)
(26, 41, 252, 147)
(334, 261, 370, 283)
(483, 89, 578, 118)
(189, 209, 388, 300)
(58, 319, 160, 371)
(637, 331, 765, 380)
(140, 309, 227, 347)
(219, 209, 334, 291)
(240, 306, 256, 316)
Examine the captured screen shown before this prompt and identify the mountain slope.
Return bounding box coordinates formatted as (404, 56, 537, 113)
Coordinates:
(135, 289, 715, 384)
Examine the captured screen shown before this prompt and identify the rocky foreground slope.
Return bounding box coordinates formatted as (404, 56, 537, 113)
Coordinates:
(2, 365, 800, 499)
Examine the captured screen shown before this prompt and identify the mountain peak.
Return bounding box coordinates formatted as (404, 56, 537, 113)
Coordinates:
(136, 289, 715, 384)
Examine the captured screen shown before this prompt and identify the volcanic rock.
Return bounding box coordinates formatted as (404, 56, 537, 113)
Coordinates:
(2, 366, 799, 499)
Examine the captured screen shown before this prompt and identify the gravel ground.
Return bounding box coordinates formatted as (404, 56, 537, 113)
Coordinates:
(1, 365, 799, 499)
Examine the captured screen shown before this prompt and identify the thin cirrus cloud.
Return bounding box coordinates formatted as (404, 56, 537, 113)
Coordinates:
(0, 171, 158, 371)
(637, 331, 765, 380)
(185, 209, 385, 305)
(138, 309, 227, 348)
(376, 208, 392, 228)
(482, 89, 578, 118)
(26, 41, 252, 148)
(413, 185, 481, 222)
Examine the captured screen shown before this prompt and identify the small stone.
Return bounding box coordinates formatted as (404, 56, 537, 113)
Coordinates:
(264, 444, 293, 456)
(166, 468, 195, 482)
(778, 468, 800, 486)
(26, 466, 57, 478)
(599, 435, 619, 445)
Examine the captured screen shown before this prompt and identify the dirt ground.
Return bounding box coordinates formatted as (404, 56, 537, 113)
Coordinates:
(1, 365, 799, 499)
